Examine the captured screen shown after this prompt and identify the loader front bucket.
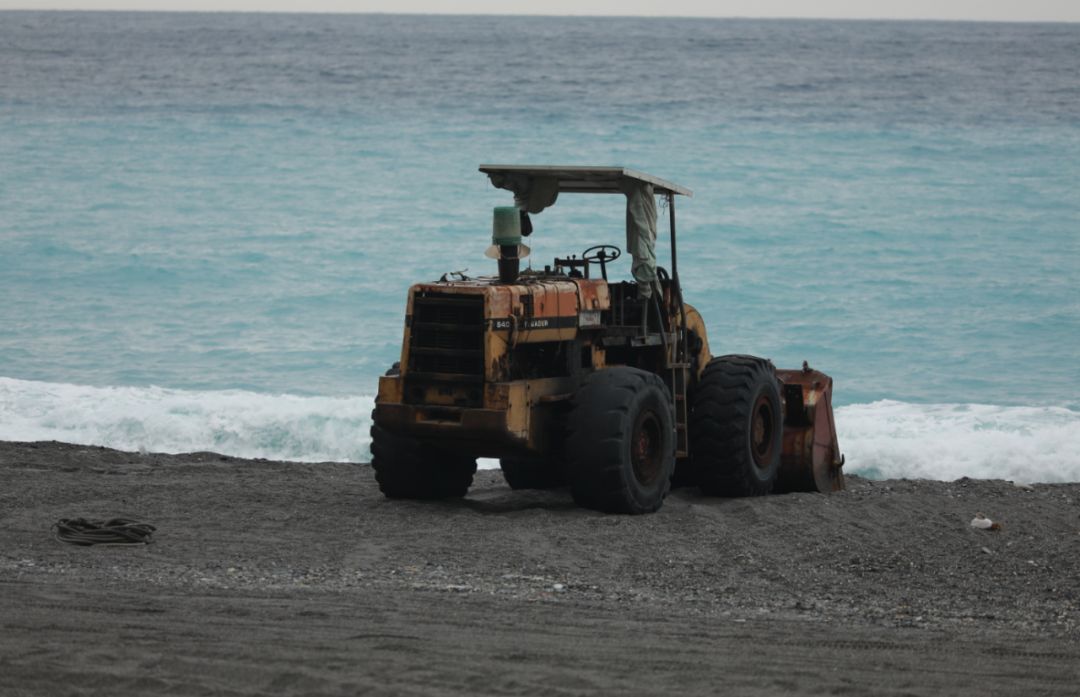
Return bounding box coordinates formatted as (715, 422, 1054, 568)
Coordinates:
(774, 363, 845, 493)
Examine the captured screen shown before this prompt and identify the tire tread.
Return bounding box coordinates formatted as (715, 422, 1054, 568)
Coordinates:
(690, 354, 782, 497)
(565, 367, 675, 514)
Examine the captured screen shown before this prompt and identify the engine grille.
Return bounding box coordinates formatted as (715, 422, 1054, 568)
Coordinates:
(407, 292, 485, 379)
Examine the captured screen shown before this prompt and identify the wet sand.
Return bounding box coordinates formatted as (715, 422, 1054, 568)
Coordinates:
(2, 440, 1078, 695)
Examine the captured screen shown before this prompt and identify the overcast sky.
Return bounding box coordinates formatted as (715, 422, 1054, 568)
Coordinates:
(1, 1, 1077, 22)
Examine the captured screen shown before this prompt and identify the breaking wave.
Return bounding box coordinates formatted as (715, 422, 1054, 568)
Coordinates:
(0, 376, 372, 463)
(2, 377, 1079, 482)
(835, 400, 1080, 483)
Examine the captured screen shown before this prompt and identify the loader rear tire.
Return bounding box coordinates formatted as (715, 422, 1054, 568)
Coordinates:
(565, 367, 675, 514)
(500, 455, 565, 490)
(370, 423, 476, 499)
(691, 355, 782, 497)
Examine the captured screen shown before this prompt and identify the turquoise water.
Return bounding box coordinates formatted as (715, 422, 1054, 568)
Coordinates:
(1, 13, 1078, 479)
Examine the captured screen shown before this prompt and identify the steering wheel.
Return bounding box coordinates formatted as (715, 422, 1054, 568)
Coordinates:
(582, 245, 622, 265)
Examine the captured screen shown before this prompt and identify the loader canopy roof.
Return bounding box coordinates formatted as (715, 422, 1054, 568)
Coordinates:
(480, 165, 693, 199)
(481, 164, 690, 295)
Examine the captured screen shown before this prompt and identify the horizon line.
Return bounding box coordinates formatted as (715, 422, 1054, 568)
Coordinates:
(0, 8, 1078, 24)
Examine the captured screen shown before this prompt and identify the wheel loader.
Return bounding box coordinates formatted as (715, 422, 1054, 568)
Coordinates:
(371, 165, 844, 514)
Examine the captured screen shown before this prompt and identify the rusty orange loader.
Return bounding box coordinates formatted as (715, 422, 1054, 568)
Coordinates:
(371, 165, 844, 513)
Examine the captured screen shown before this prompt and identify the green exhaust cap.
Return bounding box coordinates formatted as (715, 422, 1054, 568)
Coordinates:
(492, 206, 522, 246)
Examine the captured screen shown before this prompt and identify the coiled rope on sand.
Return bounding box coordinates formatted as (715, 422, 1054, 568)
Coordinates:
(53, 518, 156, 546)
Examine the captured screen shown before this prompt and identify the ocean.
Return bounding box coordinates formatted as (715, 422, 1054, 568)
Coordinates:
(1, 11, 1078, 481)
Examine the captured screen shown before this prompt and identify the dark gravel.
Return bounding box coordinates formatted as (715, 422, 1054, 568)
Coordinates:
(2, 440, 1078, 695)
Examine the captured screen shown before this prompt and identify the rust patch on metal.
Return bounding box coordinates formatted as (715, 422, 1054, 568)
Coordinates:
(574, 278, 611, 312)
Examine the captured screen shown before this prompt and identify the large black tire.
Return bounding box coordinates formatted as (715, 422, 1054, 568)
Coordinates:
(565, 367, 675, 514)
(691, 355, 782, 497)
(500, 455, 565, 490)
(369, 423, 477, 499)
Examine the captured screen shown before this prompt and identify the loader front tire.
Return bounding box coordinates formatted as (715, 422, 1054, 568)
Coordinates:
(370, 423, 476, 499)
(565, 367, 675, 514)
(691, 355, 782, 497)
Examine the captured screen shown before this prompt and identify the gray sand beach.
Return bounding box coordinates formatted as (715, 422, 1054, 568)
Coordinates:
(2, 440, 1078, 695)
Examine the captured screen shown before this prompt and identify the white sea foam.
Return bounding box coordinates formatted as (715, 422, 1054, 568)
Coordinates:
(0, 377, 373, 463)
(836, 400, 1080, 483)
(2, 377, 1078, 482)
